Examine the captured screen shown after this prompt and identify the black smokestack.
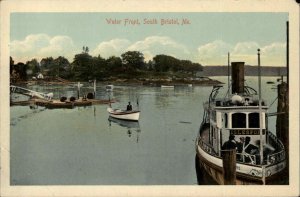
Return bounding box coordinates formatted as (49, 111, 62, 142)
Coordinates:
(231, 62, 245, 94)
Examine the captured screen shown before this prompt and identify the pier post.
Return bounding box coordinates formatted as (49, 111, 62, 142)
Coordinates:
(222, 149, 236, 185)
(93, 79, 96, 98)
(276, 82, 289, 183)
(77, 82, 80, 99)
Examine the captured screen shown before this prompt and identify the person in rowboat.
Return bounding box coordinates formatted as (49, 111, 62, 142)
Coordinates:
(126, 102, 132, 111)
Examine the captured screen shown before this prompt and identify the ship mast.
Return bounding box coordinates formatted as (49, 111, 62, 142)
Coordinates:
(228, 52, 230, 97)
(257, 48, 264, 167)
(258, 48, 266, 184)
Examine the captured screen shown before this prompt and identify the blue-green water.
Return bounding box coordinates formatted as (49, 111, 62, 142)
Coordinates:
(10, 76, 280, 185)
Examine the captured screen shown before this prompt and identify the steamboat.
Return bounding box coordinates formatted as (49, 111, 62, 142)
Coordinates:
(195, 57, 286, 185)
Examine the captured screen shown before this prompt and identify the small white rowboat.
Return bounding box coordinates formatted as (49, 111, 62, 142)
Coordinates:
(161, 85, 174, 89)
(107, 107, 140, 121)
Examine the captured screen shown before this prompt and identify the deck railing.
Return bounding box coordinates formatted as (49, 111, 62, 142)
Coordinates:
(266, 130, 285, 150)
(266, 131, 286, 165)
(198, 137, 217, 156)
(198, 130, 286, 166)
(236, 153, 258, 165)
(267, 150, 285, 165)
(199, 138, 262, 165)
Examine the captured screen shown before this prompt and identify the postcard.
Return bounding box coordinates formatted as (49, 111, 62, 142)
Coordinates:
(1, 0, 299, 196)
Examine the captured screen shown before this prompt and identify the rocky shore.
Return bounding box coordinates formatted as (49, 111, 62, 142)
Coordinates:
(12, 76, 222, 87)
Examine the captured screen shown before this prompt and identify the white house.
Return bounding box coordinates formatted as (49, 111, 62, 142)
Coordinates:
(37, 73, 44, 79)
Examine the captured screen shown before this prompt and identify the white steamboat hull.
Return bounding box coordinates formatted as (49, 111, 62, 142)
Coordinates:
(196, 142, 286, 185)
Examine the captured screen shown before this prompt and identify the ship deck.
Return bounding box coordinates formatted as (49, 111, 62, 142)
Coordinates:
(198, 122, 285, 168)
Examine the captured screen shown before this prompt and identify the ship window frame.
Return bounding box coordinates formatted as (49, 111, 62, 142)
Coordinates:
(248, 112, 260, 128)
(231, 112, 246, 128)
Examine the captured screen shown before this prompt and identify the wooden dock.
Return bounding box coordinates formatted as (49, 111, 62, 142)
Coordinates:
(11, 98, 116, 109)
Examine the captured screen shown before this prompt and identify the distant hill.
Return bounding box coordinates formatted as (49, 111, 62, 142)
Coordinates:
(200, 65, 287, 76)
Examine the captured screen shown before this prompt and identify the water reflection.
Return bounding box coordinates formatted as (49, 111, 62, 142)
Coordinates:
(108, 117, 141, 142)
(10, 77, 279, 185)
(155, 86, 195, 108)
(10, 105, 46, 126)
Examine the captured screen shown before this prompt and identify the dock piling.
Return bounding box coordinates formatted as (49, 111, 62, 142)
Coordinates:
(276, 82, 289, 184)
(77, 82, 81, 99)
(222, 149, 236, 185)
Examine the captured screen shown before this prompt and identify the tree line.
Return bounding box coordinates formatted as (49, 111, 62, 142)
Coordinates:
(10, 47, 203, 82)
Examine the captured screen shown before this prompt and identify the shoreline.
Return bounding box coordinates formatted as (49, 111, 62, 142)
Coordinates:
(10, 77, 223, 87)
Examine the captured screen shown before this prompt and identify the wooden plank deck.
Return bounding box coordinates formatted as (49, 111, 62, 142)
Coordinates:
(10, 98, 117, 108)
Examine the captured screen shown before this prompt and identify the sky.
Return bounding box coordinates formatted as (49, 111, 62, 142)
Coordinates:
(10, 12, 288, 66)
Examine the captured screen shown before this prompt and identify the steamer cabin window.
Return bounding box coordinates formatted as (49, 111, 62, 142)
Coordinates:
(232, 113, 246, 128)
(249, 113, 260, 128)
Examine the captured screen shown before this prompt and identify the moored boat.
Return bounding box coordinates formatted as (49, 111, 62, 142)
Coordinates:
(107, 107, 140, 121)
(195, 60, 286, 185)
(161, 85, 174, 88)
(35, 99, 92, 109)
(106, 84, 114, 91)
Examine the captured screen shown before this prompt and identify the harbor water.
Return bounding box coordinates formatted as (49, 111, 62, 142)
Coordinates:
(10, 76, 281, 185)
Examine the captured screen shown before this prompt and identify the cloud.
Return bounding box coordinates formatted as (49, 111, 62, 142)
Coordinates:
(39, 36, 75, 55)
(197, 40, 232, 65)
(10, 34, 50, 56)
(232, 42, 260, 55)
(92, 39, 131, 58)
(260, 42, 286, 66)
(230, 42, 260, 64)
(198, 40, 232, 57)
(11, 35, 190, 63)
(196, 40, 285, 66)
(127, 36, 190, 61)
(11, 34, 285, 67)
(10, 34, 78, 62)
(261, 42, 285, 56)
(92, 36, 190, 61)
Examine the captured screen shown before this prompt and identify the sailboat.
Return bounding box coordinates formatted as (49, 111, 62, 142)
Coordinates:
(195, 52, 286, 185)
